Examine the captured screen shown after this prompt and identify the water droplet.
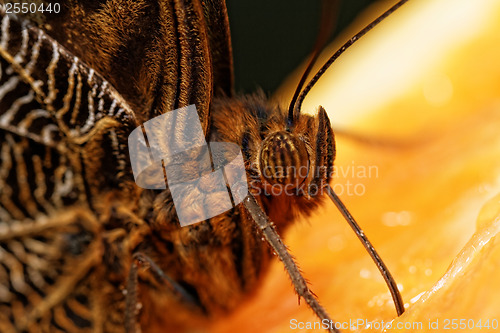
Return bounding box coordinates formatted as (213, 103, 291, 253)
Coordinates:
(360, 268, 372, 279)
(381, 211, 413, 227)
(327, 235, 346, 252)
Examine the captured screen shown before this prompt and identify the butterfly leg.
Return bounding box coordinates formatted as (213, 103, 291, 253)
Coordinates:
(124, 252, 203, 333)
(243, 195, 340, 333)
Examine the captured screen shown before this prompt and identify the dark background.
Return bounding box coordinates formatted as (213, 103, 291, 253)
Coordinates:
(226, 0, 378, 94)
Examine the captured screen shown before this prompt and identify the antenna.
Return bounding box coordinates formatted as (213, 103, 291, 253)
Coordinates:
(294, 0, 409, 116)
(326, 185, 405, 316)
(291, 0, 411, 316)
(287, 0, 339, 130)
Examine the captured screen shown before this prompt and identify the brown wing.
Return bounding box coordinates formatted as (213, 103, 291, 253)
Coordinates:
(0, 0, 234, 331)
(0, 7, 140, 332)
(19, 0, 234, 132)
(201, 0, 235, 98)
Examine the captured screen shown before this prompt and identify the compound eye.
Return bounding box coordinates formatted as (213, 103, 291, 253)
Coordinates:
(259, 131, 309, 187)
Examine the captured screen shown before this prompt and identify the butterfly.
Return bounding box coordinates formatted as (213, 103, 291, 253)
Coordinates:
(0, 0, 407, 332)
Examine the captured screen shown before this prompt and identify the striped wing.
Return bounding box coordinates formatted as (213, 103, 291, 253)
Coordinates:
(0, 0, 235, 331)
(0, 8, 138, 332)
(18, 0, 234, 129)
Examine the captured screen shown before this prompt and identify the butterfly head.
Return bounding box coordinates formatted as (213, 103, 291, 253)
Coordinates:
(258, 106, 335, 199)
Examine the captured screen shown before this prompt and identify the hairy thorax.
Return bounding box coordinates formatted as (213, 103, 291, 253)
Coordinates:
(122, 93, 335, 331)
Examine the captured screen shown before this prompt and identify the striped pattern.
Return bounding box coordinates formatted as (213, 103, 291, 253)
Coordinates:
(0, 8, 137, 332)
(0, 1, 334, 332)
(259, 131, 309, 186)
(0, 11, 137, 145)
